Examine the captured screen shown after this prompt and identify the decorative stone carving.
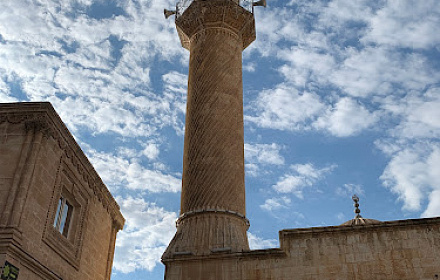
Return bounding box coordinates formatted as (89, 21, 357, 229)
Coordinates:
(0, 103, 124, 230)
(175, 0, 256, 50)
(25, 120, 54, 139)
(164, 0, 252, 260)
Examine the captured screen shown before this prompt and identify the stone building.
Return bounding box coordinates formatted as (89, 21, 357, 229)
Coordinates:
(0, 102, 124, 280)
(162, 0, 440, 279)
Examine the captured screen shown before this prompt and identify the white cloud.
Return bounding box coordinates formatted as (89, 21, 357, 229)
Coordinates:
(380, 143, 440, 213)
(273, 163, 336, 198)
(245, 86, 380, 137)
(260, 197, 306, 223)
(389, 88, 440, 139)
(251, 1, 439, 98)
(376, 86, 439, 217)
(248, 7, 303, 57)
(422, 190, 440, 218)
(0, 0, 188, 138)
(162, 71, 188, 135)
(32, 67, 187, 138)
(162, 71, 187, 95)
(330, 48, 437, 98)
(243, 142, 285, 178)
(319, 0, 374, 25)
(245, 86, 326, 131)
(245, 163, 260, 178)
(245, 143, 284, 166)
(277, 48, 336, 88)
(246, 87, 379, 137)
(336, 183, 365, 198)
(113, 196, 178, 273)
(142, 143, 160, 160)
(247, 232, 278, 250)
(0, 75, 18, 102)
(313, 97, 378, 137)
(86, 148, 181, 193)
(243, 62, 256, 72)
(116, 146, 138, 158)
(362, 0, 440, 49)
(260, 196, 291, 212)
(374, 139, 405, 157)
(246, 1, 439, 143)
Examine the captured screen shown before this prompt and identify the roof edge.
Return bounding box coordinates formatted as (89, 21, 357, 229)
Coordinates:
(0, 102, 125, 230)
(280, 216, 440, 237)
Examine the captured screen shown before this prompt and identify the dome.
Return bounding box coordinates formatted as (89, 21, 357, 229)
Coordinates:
(340, 216, 382, 226)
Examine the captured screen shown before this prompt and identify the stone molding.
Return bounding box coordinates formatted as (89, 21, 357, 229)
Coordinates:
(24, 119, 54, 139)
(163, 212, 250, 260)
(0, 227, 23, 249)
(0, 102, 125, 231)
(41, 159, 90, 270)
(175, 0, 256, 50)
(162, 248, 287, 264)
(280, 216, 440, 236)
(176, 208, 250, 227)
(6, 242, 64, 280)
(163, 217, 440, 264)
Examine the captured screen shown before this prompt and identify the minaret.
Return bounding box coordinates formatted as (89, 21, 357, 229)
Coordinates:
(163, 0, 261, 259)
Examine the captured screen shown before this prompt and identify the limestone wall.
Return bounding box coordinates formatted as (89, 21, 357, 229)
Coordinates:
(276, 219, 440, 279)
(164, 217, 440, 280)
(0, 103, 124, 280)
(0, 121, 29, 227)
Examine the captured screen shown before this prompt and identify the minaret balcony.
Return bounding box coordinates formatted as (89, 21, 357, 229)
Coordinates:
(176, 0, 254, 16)
(174, 0, 256, 50)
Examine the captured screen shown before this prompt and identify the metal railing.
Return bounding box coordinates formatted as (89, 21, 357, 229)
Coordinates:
(176, 0, 253, 17)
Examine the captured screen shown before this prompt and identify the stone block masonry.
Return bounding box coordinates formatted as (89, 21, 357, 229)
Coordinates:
(164, 0, 256, 259)
(162, 1, 440, 279)
(165, 217, 440, 280)
(0, 102, 124, 280)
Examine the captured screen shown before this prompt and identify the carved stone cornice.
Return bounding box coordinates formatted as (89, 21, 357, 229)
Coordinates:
(176, 0, 256, 50)
(25, 120, 54, 139)
(0, 102, 125, 231)
(176, 208, 250, 227)
(163, 211, 250, 260)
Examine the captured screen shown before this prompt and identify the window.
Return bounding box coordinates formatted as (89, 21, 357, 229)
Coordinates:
(53, 196, 73, 237)
(43, 162, 89, 269)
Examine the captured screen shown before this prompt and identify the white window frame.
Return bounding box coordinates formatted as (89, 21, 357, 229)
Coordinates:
(53, 196, 73, 238)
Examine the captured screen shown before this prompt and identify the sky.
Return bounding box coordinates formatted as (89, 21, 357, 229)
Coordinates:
(1, 0, 440, 279)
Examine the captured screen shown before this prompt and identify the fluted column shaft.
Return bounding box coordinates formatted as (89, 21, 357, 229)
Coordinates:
(163, 0, 256, 258)
(182, 27, 245, 215)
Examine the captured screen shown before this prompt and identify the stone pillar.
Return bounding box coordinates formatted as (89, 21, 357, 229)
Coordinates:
(163, 0, 256, 259)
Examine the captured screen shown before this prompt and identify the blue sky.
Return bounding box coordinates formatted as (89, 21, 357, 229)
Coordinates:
(1, 0, 440, 279)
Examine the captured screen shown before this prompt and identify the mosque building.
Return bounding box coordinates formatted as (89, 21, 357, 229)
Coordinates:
(161, 1, 440, 279)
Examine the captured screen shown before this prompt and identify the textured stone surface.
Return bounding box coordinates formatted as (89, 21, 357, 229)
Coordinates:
(164, 0, 440, 279)
(164, 218, 440, 280)
(182, 27, 245, 215)
(165, 0, 254, 259)
(175, 0, 255, 50)
(0, 102, 124, 280)
(165, 213, 249, 257)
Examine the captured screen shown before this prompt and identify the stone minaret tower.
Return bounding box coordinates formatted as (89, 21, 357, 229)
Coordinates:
(163, 0, 258, 260)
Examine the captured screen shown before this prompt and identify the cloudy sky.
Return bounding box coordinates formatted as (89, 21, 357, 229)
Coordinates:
(1, 0, 439, 279)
